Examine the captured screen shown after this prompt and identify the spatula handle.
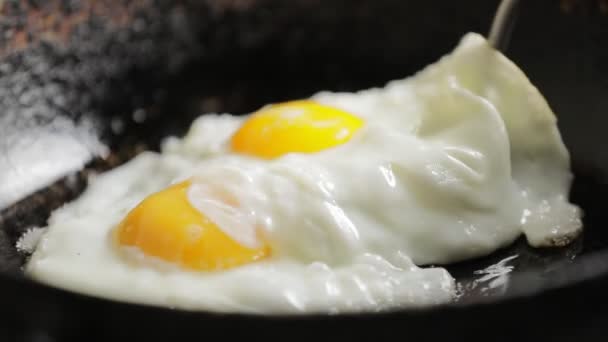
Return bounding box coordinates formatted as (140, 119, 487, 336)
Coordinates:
(488, 0, 522, 52)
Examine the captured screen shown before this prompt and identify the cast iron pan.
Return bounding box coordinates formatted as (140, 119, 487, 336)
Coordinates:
(0, 0, 607, 340)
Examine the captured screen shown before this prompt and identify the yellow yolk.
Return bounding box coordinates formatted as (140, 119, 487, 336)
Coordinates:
(230, 100, 363, 159)
(115, 181, 269, 271)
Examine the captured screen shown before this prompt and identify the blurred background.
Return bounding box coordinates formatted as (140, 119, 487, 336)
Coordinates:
(0, 0, 606, 210)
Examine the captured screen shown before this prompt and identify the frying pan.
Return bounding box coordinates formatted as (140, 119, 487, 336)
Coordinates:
(1, 0, 607, 340)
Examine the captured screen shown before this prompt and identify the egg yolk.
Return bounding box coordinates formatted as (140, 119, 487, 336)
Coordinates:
(115, 181, 269, 271)
(230, 100, 364, 159)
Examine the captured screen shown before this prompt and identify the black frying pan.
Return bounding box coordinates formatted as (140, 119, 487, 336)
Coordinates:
(1, 0, 607, 340)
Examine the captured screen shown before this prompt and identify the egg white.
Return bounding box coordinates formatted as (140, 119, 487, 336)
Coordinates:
(25, 33, 581, 313)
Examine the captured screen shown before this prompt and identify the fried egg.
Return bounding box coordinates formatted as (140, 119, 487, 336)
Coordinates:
(25, 33, 582, 313)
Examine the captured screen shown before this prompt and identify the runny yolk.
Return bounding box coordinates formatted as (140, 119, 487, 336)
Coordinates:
(230, 100, 364, 159)
(115, 181, 269, 271)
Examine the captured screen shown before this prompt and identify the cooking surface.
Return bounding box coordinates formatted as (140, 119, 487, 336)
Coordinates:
(0, 0, 607, 340)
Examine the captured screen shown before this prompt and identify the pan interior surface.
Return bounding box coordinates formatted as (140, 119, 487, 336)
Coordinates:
(0, 0, 607, 323)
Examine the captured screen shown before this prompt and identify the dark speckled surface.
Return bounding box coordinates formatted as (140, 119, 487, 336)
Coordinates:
(0, 0, 608, 340)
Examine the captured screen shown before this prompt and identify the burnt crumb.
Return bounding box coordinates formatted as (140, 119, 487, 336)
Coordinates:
(0, 227, 23, 274)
